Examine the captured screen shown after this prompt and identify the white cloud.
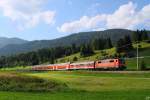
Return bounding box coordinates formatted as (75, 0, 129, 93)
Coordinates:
(106, 2, 150, 29)
(106, 2, 136, 29)
(58, 2, 150, 33)
(136, 4, 150, 25)
(57, 15, 106, 33)
(0, 0, 55, 30)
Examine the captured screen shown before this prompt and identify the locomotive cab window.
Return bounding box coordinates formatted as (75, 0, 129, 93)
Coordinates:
(98, 61, 101, 63)
(119, 59, 125, 64)
(109, 60, 114, 62)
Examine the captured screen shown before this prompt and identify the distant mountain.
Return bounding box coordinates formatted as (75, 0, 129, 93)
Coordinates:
(0, 37, 28, 48)
(0, 29, 146, 56)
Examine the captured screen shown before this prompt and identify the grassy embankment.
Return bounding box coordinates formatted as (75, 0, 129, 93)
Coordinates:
(0, 71, 150, 100)
(0, 71, 67, 92)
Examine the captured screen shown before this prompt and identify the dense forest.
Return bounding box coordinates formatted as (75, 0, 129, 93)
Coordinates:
(0, 29, 149, 68)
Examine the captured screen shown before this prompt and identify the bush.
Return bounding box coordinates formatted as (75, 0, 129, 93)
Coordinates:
(0, 73, 68, 92)
(73, 56, 78, 61)
(140, 60, 147, 70)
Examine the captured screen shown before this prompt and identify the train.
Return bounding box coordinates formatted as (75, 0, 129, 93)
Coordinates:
(32, 58, 126, 71)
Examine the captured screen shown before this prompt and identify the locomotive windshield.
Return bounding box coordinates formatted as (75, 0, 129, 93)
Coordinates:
(119, 59, 125, 64)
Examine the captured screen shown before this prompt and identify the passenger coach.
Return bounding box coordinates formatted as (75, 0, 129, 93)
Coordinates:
(32, 58, 126, 71)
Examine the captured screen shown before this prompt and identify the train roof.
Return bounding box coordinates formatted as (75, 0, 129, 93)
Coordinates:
(32, 62, 70, 67)
(96, 58, 120, 63)
(97, 58, 119, 61)
(70, 61, 94, 65)
(48, 62, 70, 66)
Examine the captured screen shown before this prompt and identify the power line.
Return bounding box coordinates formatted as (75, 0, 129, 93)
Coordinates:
(124, 56, 150, 59)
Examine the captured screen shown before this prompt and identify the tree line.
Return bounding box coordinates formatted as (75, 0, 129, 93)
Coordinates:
(132, 29, 149, 42)
(116, 29, 149, 54)
(0, 44, 80, 68)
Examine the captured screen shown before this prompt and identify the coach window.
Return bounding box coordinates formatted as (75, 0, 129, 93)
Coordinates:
(109, 60, 114, 62)
(98, 61, 101, 63)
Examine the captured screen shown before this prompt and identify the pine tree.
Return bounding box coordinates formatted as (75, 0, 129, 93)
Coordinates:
(87, 43, 94, 55)
(80, 44, 86, 57)
(124, 35, 133, 51)
(105, 38, 113, 49)
(99, 38, 105, 50)
(116, 38, 124, 53)
(141, 29, 149, 40)
(132, 30, 141, 42)
(73, 56, 78, 61)
(71, 43, 77, 53)
(92, 39, 99, 50)
(80, 43, 94, 57)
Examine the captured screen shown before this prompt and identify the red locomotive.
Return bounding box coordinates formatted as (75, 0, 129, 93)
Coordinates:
(32, 58, 126, 71)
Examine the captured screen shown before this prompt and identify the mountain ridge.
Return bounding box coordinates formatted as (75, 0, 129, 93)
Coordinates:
(0, 37, 28, 49)
(0, 29, 148, 56)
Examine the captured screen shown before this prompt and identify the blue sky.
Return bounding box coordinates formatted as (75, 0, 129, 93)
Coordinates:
(0, 0, 150, 41)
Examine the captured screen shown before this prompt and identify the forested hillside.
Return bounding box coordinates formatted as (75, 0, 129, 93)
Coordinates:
(0, 29, 133, 56)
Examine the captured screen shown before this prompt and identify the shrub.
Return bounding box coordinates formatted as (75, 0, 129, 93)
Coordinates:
(73, 56, 78, 61)
(0, 73, 68, 92)
(140, 60, 147, 70)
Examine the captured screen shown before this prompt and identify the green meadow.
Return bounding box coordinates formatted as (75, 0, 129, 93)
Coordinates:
(0, 71, 150, 100)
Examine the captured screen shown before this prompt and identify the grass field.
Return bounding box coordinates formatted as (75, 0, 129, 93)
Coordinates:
(0, 90, 150, 100)
(26, 71, 150, 91)
(0, 71, 150, 100)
